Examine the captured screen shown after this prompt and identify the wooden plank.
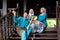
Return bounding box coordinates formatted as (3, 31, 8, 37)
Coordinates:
(33, 37, 57, 39)
(9, 37, 57, 39)
(56, 1, 60, 40)
(12, 33, 57, 36)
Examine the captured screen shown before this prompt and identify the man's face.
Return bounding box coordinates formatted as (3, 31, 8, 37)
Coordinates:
(23, 12, 28, 18)
(12, 10, 16, 14)
(40, 9, 44, 13)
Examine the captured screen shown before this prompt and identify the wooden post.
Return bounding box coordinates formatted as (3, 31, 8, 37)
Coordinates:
(2, 0, 7, 16)
(16, 3, 19, 16)
(5, 17, 8, 40)
(2, 0, 7, 40)
(2, 19, 6, 40)
(0, 21, 3, 40)
(56, 1, 58, 28)
(24, 0, 27, 12)
(56, 1, 60, 40)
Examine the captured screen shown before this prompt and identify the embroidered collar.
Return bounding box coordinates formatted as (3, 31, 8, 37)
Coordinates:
(40, 13, 46, 16)
(29, 13, 34, 16)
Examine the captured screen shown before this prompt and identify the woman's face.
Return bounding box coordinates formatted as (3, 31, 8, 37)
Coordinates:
(40, 9, 45, 14)
(29, 9, 33, 14)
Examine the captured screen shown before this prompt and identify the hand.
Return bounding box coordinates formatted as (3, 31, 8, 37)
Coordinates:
(12, 10, 16, 16)
(30, 20, 33, 24)
(33, 20, 38, 24)
(34, 29, 37, 33)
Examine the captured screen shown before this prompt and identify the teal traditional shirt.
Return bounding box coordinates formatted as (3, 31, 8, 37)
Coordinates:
(13, 16, 29, 28)
(38, 13, 47, 26)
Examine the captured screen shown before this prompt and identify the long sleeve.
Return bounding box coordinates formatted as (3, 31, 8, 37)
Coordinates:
(13, 16, 20, 23)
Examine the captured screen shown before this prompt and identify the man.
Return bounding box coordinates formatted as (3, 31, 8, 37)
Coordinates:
(12, 10, 32, 40)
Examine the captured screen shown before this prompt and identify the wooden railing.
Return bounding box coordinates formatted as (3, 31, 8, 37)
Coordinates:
(0, 13, 15, 40)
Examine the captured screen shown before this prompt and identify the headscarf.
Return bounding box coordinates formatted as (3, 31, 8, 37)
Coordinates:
(40, 7, 46, 16)
(28, 9, 34, 20)
(29, 9, 34, 16)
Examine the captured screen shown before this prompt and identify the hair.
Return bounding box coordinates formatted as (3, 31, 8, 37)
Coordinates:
(40, 7, 46, 13)
(24, 11, 28, 13)
(23, 11, 28, 15)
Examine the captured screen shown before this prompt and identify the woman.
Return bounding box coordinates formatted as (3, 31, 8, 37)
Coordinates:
(28, 9, 34, 20)
(31, 7, 47, 33)
(38, 7, 47, 28)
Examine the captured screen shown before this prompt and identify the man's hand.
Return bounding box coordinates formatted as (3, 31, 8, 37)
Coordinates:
(12, 10, 16, 16)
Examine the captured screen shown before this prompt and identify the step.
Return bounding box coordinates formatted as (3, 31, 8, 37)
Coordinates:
(11, 28, 57, 36)
(9, 28, 57, 40)
(33, 37, 57, 39)
(34, 33, 57, 37)
(12, 33, 57, 37)
(45, 28, 57, 33)
(9, 37, 57, 39)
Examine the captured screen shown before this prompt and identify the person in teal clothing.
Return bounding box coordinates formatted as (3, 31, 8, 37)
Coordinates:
(30, 7, 47, 33)
(37, 7, 47, 32)
(12, 10, 32, 40)
(38, 7, 47, 27)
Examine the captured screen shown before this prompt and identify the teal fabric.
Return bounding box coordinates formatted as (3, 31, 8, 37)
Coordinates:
(13, 16, 33, 40)
(21, 27, 32, 40)
(38, 13, 47, 26)
(13, 16, 29, 28)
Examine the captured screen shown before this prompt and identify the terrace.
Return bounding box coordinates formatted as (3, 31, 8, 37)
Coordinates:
(0, 0, 60, 40)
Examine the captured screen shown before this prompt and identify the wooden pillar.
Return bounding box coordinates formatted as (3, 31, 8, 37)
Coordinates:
(2, 0, 7, 40)
(56, 1, 60, 40)
(56, 1, 58, 27)
(2, 0, 7, 16)
(16, 3, 19, 16)
(24, 0, 27, 12)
